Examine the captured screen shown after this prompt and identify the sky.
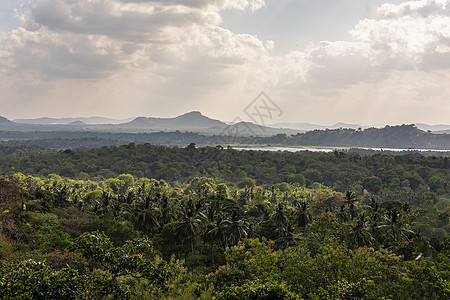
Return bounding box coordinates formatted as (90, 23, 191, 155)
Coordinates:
(0, 0, 449, 126)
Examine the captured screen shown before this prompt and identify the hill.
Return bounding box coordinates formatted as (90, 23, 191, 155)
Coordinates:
(0, 116, 13, 124)
(283, 124, 450, 150)
(271, 122, 369, 131)
(119, 111, 227, 130)
(415, 123, 450, 132)
(14, 116, 133, 125)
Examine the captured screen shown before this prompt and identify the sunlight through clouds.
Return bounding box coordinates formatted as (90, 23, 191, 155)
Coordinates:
(0, 0, 448, 125)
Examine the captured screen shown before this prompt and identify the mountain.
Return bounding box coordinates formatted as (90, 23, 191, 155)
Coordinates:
(272, 122, 450, 133)
(271, 122, 369, 131)
(0, 116, 13, 124)
(66, 121, 87, 126)
(284, 124, 450, 150)
(415, 123, 450, 132)
(13, 116, 134, 125)
(2, 112, 449, 149)
(435, 130, 450, 134)
(119, 111, 227, 130)
(203, 121, 300, 137)
(270, 122, 325, 131)
(121, 117, 159, 129)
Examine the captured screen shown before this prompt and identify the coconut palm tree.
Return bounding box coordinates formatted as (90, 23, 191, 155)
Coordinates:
(276, 223, 300, 249)
(175, 199, 207, 263)
(344, 190, 357, 220)
(351, 212, 374, 247)
(292, 200, 310, 229)
(377, 208, 414, 250)
(133, 195, 160, 235)
(222, 212, 249, 247)
(271, 203, 289, 229)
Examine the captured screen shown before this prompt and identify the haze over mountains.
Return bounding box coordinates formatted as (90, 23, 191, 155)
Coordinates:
(0, 111, 450, 150)
(120, 111, 225, 130)
(4, 111, 450, 134)
(3, 112, 300, 136)
(1, 111, 449, 150)
(13, 116, 135, 125)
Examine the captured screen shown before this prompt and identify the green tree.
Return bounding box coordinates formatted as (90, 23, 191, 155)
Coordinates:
(175, 199, 207, 264)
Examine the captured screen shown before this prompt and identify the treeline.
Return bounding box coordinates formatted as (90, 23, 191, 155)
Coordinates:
(1, 143, 448, 207)
(0, 173, 449, 299)
(0, 130, 213, 148)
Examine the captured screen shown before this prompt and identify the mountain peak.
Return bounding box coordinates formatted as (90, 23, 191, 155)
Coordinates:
(184, 111, 202, 116)
(177, 111, 204, 119)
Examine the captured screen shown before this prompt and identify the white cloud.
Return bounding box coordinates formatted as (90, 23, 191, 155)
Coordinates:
(0, 0, 449, 125)
(281, 0, 450, 87)
(224, 0, 266, 12)
(378, 0, 449, 18)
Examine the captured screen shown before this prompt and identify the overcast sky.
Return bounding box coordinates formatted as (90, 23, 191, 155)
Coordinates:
(0, 0, 449, 125)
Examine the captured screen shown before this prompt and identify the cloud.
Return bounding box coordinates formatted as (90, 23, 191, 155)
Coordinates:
(223, 0, 266, 12)
(0, 0, 271, 81)
(250, 0, 450, 124)
(354, 0, 450, 64)
(378, 0, 449, 18)
(0, 0, 449, 124)
(29, 0, 221, 42)
(279, 0, 450, 90)
(118, 0, 266, 11)
(3, 27, 123, 79)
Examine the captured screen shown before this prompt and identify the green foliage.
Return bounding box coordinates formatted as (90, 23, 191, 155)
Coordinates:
(71, 231, 173, 284)
(0, 260, 87, 300)
(0, 146, 448, 299)
(216, 282, 298, 300)
(82, 215, 138, 246)
(362, 176, 383, 194)
(36, 225, 71, 253)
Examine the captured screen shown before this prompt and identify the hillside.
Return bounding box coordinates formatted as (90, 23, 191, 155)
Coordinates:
(119, 111, 227, 130)
(0, 116, 13, 124)
(283, 124, 450, 150)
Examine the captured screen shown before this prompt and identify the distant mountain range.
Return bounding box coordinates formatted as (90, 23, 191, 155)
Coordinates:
(270, 122, 450, 133)
(1, 112, 449, 149)
(1, 112, 300, 136)
(13, 116, 134, 125)
(270, 122, 369, 131)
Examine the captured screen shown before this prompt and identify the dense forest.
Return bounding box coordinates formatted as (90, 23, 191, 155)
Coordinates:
(1, 143, 449, 195)
(0, 143, 449, 299)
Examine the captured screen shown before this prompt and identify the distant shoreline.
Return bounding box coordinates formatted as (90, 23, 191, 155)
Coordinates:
(230, 145, 450, 153)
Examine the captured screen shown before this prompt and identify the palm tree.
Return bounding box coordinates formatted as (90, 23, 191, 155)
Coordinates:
(344, 190, 357, 220)
(377, 208, 414, 250)
(368, 197, 382, 243)
(157, 192, 176, 226)
(292, 200, 310, 229)
(271, 203, 289, 228)
(276, 223, 300, 249)
(206, 216, 228, 248)
(133, 195, 160, 235)
(222, 212, 249, 247)
(175, 199, 207, 263)
(351, 212, 374, 247)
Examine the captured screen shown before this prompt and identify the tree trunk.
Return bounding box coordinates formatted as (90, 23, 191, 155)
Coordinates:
(191, 238, 195, 273)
